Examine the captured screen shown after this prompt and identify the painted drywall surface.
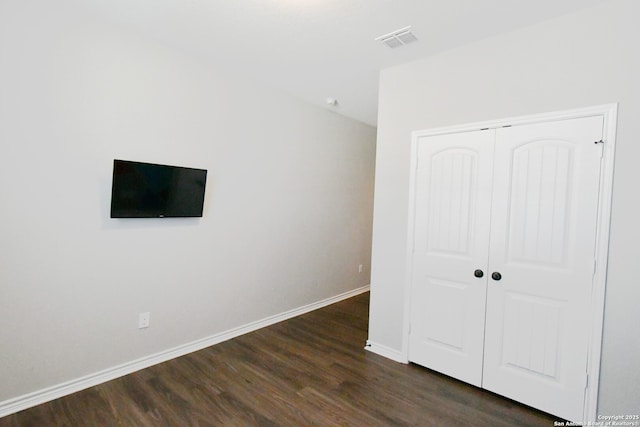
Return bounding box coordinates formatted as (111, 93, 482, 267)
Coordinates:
(0, 0, 376, 402)
(369, 0, 639, 416)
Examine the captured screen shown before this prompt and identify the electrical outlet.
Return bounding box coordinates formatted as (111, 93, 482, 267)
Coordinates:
(138, 312, 150, 329)
(358, 264, 363, 273)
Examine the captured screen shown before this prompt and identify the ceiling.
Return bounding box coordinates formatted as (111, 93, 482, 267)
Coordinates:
(69, 0, 609, 127)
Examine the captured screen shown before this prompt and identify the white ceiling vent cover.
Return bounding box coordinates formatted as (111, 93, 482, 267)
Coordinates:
(375, 26, 418, 49)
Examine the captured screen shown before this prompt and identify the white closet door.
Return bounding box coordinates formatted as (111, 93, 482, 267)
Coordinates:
(408, 130, 494, 386)
(482, 116, 604, 421)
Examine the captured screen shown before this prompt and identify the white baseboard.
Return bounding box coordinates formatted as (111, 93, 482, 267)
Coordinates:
(364, 340, 408, 364)
(0, 285, 370, 418)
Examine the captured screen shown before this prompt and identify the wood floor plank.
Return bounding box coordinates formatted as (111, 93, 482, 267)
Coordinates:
(0, 292, 560, 426)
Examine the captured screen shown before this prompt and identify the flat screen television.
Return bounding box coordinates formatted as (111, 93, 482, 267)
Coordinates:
(110, 159, 207, 218)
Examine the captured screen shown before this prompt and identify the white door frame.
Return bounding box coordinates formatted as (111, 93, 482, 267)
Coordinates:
(402, 104, 617, 421)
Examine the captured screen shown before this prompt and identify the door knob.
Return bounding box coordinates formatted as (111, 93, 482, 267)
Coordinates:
(474, 269, 484, 278)
(491, 272, 502, 281)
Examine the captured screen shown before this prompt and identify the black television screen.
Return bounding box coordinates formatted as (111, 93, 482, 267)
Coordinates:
(110, 159, 207, 218)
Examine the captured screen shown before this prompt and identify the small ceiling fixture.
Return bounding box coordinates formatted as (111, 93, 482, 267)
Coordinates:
(375, 26, 418, 49)
(326, 97, 338, 107)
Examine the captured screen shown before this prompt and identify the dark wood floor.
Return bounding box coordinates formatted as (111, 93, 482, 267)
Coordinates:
(0, 292, 559, 426)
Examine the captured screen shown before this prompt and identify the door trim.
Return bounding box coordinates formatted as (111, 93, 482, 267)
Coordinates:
(403, 104, 617, 422)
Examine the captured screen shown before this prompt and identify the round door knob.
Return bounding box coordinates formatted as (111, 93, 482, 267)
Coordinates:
(474, 269, 484, 278)
(491, 272, 502, 281)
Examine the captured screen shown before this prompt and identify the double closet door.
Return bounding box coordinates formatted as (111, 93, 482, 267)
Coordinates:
(408, 116, 604, 421)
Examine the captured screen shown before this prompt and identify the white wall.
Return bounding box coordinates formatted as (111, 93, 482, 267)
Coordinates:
(0, 0, 376, 405)
(369, 0, 639, 416)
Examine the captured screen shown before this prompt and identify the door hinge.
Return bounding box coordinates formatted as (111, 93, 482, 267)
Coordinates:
(585, 373, 589, 389)
(594, 139, 605, 158)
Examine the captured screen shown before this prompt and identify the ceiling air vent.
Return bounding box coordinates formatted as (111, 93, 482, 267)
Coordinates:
(375, 26, 418, 49)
